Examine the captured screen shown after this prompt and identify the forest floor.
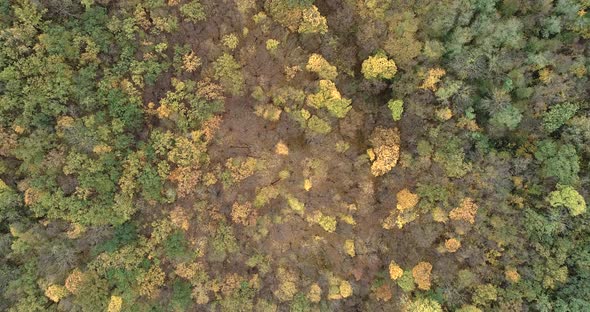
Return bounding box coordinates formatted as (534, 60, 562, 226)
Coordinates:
(185, 92, 451, 308)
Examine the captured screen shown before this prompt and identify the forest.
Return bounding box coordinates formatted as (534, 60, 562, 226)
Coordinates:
(0, 0, 589, 311)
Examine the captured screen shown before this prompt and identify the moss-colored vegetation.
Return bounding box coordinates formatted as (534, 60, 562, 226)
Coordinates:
(1, 1, 589, 311)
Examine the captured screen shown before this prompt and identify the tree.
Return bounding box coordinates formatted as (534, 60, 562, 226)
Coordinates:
(274, 267, 298, 302)
(444, 238, 461, 252)
(543, 102, 579, 133)
(449, 198, 478, 224)
(307, 283, 321, 303)
(455, 305, 482, 312)
(180, 1, 206, 23)
(389, 262, 403, 280)
(412, 262, 433, 290)
(368, 127, 400, 176)
(405, 298, 443, 312)
(231, 201, 257, 225)
(209, 222, 239, 262)
(0, 179, 20, 223)
(548, 185, 586, 216)
(266, 39, 280, 53)
(397, 270, 415, 292)
(306, 80, 351, 118)
(388, 99, 404, 121)
(396, 188, 419, 211)
(382, 11, 423, 68)
(306, 54, 337, 80)
(361, 52, 397, 80)
(213, 53, 245, 96)
(489, 105, 522, 131)
(298, 5, 327, 34)
(432, 135, 470, 178)
(535, 140, 580, 185)
(71, 271, 110, 311)
(472, 284, 497, 306)
(420, 68, 446, 91)
(306, 115, 332, 134)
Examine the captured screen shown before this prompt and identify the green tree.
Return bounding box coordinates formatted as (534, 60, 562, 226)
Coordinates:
(388, 99, 404, 121)
(472, 284, 497, 306)
(180, 1, 206, 23)
(213, 53, 245, 96)
(489, 105, 522, 131)
(397, 270, 415, 292)
(535, 140, 580, 185)
(543, 102, 579, 133)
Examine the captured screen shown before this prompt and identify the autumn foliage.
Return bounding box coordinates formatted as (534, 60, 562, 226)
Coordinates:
(450, 198, 478, 224)
(368, 127, 401, 177)
(412, 262, 433, 290)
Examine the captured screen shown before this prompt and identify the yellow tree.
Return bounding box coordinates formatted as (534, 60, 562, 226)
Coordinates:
(450, 197, 478, 224)
(306, 80, 352, 118)
(396, 188, 419, 211)
(368, 127, 400, 176)
(445, 238, 461, 253)
(389, 261, 403, 280)
(306, 53, 338, 80)
(361, 52, 397, 80)
(412, 262, 433, 290)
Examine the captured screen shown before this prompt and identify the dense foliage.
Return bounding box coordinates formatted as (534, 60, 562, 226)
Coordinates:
(0, 0, 589, 311)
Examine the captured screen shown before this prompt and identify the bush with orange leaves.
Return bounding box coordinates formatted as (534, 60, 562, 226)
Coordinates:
(368, 127, 400, 177)
(450, 197, 478, 224)
(412, 262, 433, 290)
